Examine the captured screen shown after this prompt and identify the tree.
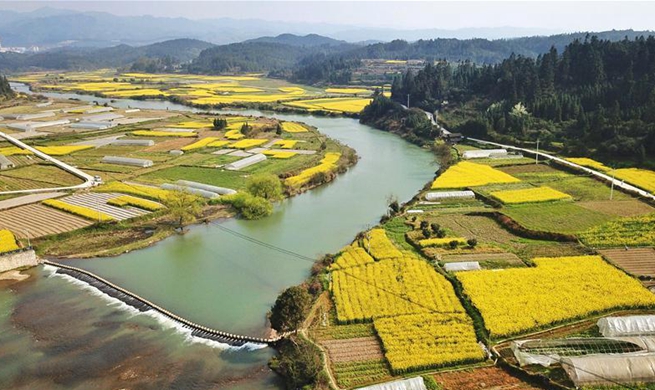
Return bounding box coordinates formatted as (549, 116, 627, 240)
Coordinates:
(448, 240, 460, 249)
(430, 223, 441, 234)
(240, 121, 253, 136)
(270, 286, 312, 333)
(246, 174, 283, 201)
(467, 238, 478, 248)
(213, 117, 227, 130)
(222, 192, 273, 220)
(422, 227, 431, 239)
(275, 122, 283, 135)
(163, 190, 203, 231)
(270, 335, 323, 389)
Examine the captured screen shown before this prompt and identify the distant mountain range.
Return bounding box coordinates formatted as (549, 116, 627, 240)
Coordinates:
(0, 7, 563, 48)
(0, 38, 214, 71)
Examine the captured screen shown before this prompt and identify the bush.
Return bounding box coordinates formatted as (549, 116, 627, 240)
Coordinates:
(246, 174, 283, 201)
(448, 240, 460, 249)
(270, 335, 323, 390)
(220, 192, 273, 220)
(467, 238, 478, 248)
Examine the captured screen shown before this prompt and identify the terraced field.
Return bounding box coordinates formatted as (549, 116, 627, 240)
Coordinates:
(0, 203, 92, 237)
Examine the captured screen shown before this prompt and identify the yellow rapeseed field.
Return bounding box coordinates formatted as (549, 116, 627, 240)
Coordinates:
(207, 140, 232, 148)
(281, 122, 308, 133)
(490, 186, 572, 204)
(332, 256, 466, 323)
(263, 151, 296, 159)
(109, 89, 169, 97)
(96, 182, 172, 201)
(225, 130, 245, 140)
(579, 213, 655, 247)
(457, 256, 655, 337)
(0, 229, 20, 253)
(181, 137, 222, 151)
(566, 157, 611, 172)
(374, 313, 484, 373)
(362, 228, 403, 260)
(173, 121, 212, 129)
(0, 146, 32, 156)
(329, 244, 375, 270)
(36, 145, 94, 156)
(431, 161, 521, 189)
(107, 195, 164, 211)
(284, 97, 372, 113)
(43, 199, 114, 222)
(132, 130, 196, 137)
(418, 237, 468, 248)
(230, 139, 268, 149)
(273, 140, 297, 149)
(614, 168, 655, 193)
(285, 152, 340, 187)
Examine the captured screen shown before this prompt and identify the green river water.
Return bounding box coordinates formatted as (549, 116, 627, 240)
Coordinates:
(0, 88, 436, 389)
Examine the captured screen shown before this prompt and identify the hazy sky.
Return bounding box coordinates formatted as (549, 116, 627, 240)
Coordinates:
(1, 1, 654, 32)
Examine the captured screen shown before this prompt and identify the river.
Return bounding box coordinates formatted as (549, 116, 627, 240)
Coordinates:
(0, 86, 437, 389)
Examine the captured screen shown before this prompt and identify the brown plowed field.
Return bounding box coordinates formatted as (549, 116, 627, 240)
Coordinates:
(433, 366, 541, 390)
(321, 336, 384, 363)
(578, 200, 654, 217)
(600, 247, 655, 277)
(0, 203, 92, 238)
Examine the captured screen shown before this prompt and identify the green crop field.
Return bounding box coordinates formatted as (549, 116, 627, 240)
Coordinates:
(138, 166, 248, 190)
(503, 202, 614, 234)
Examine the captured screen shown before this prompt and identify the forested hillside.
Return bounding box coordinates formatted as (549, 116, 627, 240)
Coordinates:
(390, 36, 655, 161)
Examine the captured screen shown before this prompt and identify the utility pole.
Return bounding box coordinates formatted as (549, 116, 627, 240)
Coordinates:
(610, 167, 616, 200)
(535, 139, 540, 165)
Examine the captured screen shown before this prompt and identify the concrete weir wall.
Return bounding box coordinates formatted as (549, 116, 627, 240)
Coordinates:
(0, 250, 40, 273)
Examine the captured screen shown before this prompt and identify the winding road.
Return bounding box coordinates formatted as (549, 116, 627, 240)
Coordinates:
(0, 131, 95, 195)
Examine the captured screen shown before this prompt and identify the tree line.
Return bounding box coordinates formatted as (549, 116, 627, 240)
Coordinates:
(0, 74, 14, 99)
(390, 35, 655, 161)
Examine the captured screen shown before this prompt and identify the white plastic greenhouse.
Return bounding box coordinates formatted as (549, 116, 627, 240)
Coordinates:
(160, 183, 219, 199)
(598, 316, 655, 337)
(176, 180, 237, 195)
(562, 354, 655, 387)
(101, 156, 153, 168)
(444, 261, 481, 272)
(357, 376, 426, 390)
(425, 190, 475, 201)
(225, 154, 267, 171)
(110, 139, 155, 146)
(462, 149, 507, 159)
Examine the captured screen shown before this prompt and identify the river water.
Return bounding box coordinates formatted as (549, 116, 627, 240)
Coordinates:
(0, 86, 436, 389)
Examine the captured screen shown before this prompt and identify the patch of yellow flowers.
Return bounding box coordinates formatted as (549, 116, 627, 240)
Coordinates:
(490, 186, 572, 204)
(43, 199, 114, 222)
(230, 139, 268, 149)
(281, 122, 308, 133)
(285, 153, 340, 187)
(35, 145, 94, 156)
(132, 130, 196, 137)
(457, 256, 655, 338)
(0, 229, 20, 253)
(107, 195, 164, 211)
(614, 168, 655, 193)
(431, 161, 520, 189)
(566, 157, 611, 172)
(329, 244, 375, 270)
(579, 213, 655, 247)
(362, 229, 403, 259)
(419, 237, 467, 248)
(96, 182, 172, 201)
(374, 313, 484, 374)
(330, 231, 483, 372)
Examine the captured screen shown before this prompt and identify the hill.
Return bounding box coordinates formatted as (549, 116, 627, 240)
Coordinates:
(245, 33, 348, 47)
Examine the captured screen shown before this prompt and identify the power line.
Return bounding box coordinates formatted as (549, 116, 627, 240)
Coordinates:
(207, 222, 638, 390)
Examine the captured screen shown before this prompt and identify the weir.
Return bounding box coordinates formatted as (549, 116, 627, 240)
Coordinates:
(43, 260, 287, 347)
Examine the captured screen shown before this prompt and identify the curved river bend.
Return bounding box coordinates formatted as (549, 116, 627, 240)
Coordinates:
(0, 87, 436, 389)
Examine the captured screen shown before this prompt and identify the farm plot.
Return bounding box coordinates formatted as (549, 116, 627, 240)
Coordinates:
(457, 256, 655, 338)
(433, 366, 541, 390)
(502, 202, 613, 234)
(490, 186, 572, 204)
(321, 337, 385, 362)
(578, 213, 655, 247)
(432, 161, 520, 189)
(284, 97, 372, 113)
(0, 164, 84, 190)
(442, 253, 526, 269)
(56, 193, 152, 221)
(600, 248, 655, 277)
(0, 203, 92, 238)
